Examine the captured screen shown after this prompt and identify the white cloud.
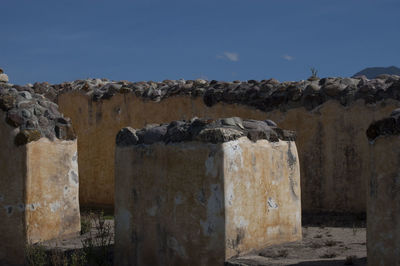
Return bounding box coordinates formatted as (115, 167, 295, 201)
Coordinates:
(217, 52, 239, 62)
(282, 54, 294, 61)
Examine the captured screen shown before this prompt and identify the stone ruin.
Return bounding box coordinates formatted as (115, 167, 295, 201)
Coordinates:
(50, 73, 400, 214)
(366, 110, 400, 266)
(0, 69, 79, 265)
(1, 67, 400, 264)
(114, 118, 300, 265)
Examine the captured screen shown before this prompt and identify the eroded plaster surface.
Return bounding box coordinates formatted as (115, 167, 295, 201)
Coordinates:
(25, 138, 80, 243)
(368, 135, 400, 266)
(223, 138, 301, 258)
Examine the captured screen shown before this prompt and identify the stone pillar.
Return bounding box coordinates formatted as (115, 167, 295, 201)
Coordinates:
(115, 117, 301, 266)
(0, 83, 80, 265)
(367, 110, 400, 266)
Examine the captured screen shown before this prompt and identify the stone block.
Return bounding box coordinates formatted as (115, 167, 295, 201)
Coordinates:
(0, 117, 80, 265)
(115, 118, 301, 265)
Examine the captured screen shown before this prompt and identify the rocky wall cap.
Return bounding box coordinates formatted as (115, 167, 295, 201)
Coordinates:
(0, 86, 76, 146)
(366, 108, 400, 141)
(27, 74, 400, 112)
(116, 117, 296, 147)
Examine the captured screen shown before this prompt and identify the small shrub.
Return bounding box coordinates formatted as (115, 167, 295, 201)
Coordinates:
(325, 240, 337, 247)
(103, 215, 114, 220)
(309, 242, 323, 249)
(344, 255, 357, 265)
(49, 248, 68, 266)
(82, 211, 113, 265)
(259, 249, 288, 258)
(81, 213, 92, 235)
(308, 67, 319, 81)
(277, 249, 289, 258)
(320, 251, 337, 258)
(70, 249, 87, 266)
(25, 243, 47, 266)
(311, 67, 318, 78)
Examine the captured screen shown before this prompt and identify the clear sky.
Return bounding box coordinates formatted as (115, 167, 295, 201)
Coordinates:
(1, 0, 399, 84)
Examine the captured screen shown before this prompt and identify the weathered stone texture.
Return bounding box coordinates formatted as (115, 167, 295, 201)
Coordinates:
(116, 117, 295, 146)
(0, 86, 75, 145)
(58, 91, 400, 213)
(0, 113, 80, 265)
(115, 136, 301, 265)
(367, 130, 400, 265)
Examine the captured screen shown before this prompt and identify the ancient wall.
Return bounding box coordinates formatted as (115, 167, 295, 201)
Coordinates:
(0, 122, 80, 265)
(0, 83, 80, 265)
(114, 119, 301, 265)
(366, 112, 400, 266)
(58, 91, 399, 213)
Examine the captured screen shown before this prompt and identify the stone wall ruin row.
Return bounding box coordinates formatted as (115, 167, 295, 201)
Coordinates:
(3, 70, 400, 213)
(54, 75, 400, 213)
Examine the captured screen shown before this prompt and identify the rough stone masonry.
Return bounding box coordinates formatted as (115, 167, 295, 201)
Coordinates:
(114, 117, 301, 266)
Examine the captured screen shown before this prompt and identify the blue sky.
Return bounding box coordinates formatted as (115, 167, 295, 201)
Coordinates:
(1, 0, 399, 84)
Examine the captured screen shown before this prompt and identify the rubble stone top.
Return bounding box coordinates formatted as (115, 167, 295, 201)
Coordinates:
(22, 74, 400, 112)
(0, 70, 75, 145)
(116, 117, 295, 146)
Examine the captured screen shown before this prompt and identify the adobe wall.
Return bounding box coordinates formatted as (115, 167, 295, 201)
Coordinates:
(367, 135, 400, 266)
(58, 91, 400, 213)
(114, 119, 301, 265)
(0, 119, 80, 265)
(366, 111, 400, 266)
(0, 82, 80, 265)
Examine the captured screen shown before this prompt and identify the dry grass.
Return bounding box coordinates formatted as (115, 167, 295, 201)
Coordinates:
(320, 250, 337, 258)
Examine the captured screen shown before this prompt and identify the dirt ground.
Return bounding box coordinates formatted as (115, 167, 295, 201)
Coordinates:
(41, 213, 366, 266)
(226, 226, 366, 266)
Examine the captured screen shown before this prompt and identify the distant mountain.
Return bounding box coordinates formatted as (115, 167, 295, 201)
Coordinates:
(353, 66, 400, 79)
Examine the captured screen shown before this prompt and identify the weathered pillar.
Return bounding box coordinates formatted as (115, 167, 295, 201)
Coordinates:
(366, 109, 400, 266)
(115, 117, 301, 266)
(0, 81, 80, 265)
